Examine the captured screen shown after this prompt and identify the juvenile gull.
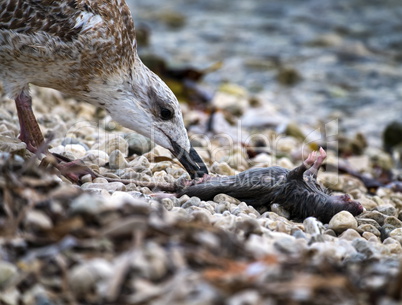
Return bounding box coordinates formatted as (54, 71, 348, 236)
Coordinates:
(0, 0, 208, 178)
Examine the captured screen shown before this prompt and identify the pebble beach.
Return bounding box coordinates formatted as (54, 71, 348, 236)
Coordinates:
(1, 0, 402, 304)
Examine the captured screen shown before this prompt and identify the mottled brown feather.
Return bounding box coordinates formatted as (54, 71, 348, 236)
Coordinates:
(0, 0, 137, 94)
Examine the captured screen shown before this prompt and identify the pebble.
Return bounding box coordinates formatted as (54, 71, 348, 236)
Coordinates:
(24, 210, 53, 231)
(210, 161, 236, 176)
(270, 204, 290, 218)
(376, 205, 397, 217)
(68, 259, 114, 297)
(61, 137, 89, 150)
(360, 211, 386, 226)
(0, 136, 26, 155)
(339, 228, 362, 241)
(388, 228, 402, 243)
(328, 211, 358, 233)
(92, 135, 129, 156)
(383, 216, 402, 228)
(82, 150, 109, 166)
(109, 149, 129, 169)
(213, 194, 240, 204)
(0, 261, 18, 288)
(303, 217, 325, 235)
(357, 224, 381, 237)
(123, 133, 153, 156)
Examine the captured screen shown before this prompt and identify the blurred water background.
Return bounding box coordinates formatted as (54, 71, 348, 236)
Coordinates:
(128, 0, 402, 147)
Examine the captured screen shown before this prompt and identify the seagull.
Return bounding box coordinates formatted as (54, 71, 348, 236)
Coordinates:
(0, 0, 208, 179)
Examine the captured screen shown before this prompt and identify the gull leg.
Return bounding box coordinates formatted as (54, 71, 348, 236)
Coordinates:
(15, 90, 45, 153)
(15, 90, 96, 183)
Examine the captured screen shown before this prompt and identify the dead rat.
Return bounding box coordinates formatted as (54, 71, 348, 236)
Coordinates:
(176, 148, 364, 223)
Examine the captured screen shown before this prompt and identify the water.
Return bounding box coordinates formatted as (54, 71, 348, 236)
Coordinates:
(129, 0, 402, 146)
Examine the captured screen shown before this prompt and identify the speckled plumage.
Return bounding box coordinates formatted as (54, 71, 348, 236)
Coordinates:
(0, 0, 208, 178)
(0, 0, 136, 96)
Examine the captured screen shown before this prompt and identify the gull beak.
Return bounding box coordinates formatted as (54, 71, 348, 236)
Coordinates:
(170, 142, 208, 179)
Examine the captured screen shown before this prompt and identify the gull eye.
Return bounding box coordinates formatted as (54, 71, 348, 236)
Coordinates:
(160, 108, 173, 120)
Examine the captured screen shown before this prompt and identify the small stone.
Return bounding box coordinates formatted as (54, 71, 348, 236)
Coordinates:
(291, 228, 307, 239)
(0, 287, 20, 305)
(123, 133, 153, 156)
(92, 135, 128, 156)
(0, 136, 26, 155)
(62, 137, 89, 150)
(212, 86, 249, 115)
(210, 161, 236, 176)
(82, 150, 109, 166)
(109, 149, 129, 169)
(303, 217, 325, 235)
(270, 203, 290, 218)
(376, 205, 396, 216)
(362, 232, 378, 241)
(161, 198, 174, 211)
(273, 235, 299, 254)
(80, 174, 92, 183)
(81, 182, 126, 192)
(339, 228, 362, 241)
(389, 228, 402, 244)
(64, 144, 87, 159)
(0, 261, 18, 288)
(328, 211, 358, 233)
(359, 211, 386, 226)
(182, 197, 201, 209)
(24, 210, 53, 231)
(324, 229, 337, 237)
(152, 161, 172, 173)
(93, 177, 108, 183)
(214, 194, 240, 204)
(384, 216, 402, 228)
(356, 218, 381, 229)
(357, 196, 378, 210)
(70, 193, 107, 215)
(352, 239, 378, 258)
(357, 224, 381, 237)
(68, 259, 114, 297)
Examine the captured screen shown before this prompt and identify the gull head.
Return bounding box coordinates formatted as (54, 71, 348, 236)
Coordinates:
(95, 58, 208, 179)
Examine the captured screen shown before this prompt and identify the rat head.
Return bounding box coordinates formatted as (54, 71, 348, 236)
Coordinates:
(327, 194, 364, 215)
(92, 58, 208, 178)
